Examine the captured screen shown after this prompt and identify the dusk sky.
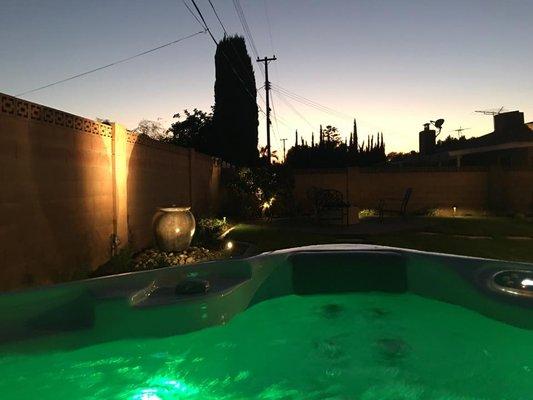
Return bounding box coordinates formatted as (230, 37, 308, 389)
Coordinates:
(1, 0, 532, 153)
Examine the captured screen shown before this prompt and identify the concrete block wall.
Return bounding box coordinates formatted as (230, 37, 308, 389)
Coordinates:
(501, 170, 533, 214)
(0, 93, 221, 290)
(294, 167, 533, 215)
(293, 169, 348, 213)
(351, 168, 490, 212)
(191, 151, 222, 217)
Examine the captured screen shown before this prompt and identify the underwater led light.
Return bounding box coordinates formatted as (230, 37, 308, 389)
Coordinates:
(132, 376, 200, 400)
(521, 278, 533, 287)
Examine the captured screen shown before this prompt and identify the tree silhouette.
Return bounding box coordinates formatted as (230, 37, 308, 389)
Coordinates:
(167, 108, 214, 153)
(134, 119, 167, 140)
(213, 35, 259, 166)
(259, 145, 279, 164)
(286, 120, 386, 168)
(321, 125, 341, 145)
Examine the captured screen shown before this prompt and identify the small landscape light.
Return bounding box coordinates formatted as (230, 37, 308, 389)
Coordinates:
(226, 241, 234, 250)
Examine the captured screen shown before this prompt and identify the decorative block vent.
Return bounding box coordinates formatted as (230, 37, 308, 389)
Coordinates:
(0, 93, 112, 138)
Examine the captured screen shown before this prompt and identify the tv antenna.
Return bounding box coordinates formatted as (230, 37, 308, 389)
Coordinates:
(452, 127, 470, 137)
(475, 106, 505, 116)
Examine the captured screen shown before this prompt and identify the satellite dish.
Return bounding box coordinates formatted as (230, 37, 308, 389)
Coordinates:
(429, 118, 445, 136)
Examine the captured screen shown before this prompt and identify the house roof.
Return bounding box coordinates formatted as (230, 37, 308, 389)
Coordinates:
(435, 123, 533, 155)
(447, 141, 533, 157)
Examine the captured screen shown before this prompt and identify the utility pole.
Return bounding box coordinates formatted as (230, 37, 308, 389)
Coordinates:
(257, 55, 277, 163)
(281, 138, 287, 162)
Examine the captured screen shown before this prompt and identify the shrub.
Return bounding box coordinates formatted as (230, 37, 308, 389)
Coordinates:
(192, 217, 230, 247)
(359, 208, 378, 218)
(220, 164, 295, 220)
(220, 168, 261, 219)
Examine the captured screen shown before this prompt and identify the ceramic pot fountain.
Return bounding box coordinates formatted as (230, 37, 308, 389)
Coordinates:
(152, 206, 195, 252)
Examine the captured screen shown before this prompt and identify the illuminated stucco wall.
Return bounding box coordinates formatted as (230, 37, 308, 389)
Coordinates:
(294, 167, 533, 215)
(125, 137, 222, 251)
(0, 94, 114, 289)
(125, 134, 191, 250)
(0, 93, 221, 291)
(191, 151, 222, 217)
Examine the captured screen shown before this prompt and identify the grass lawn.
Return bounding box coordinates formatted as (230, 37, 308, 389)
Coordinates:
(227, 223, 336, 252)
(227, 217, 533, 263)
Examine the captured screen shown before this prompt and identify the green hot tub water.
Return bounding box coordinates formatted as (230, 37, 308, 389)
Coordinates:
(1, 292, 532, 399)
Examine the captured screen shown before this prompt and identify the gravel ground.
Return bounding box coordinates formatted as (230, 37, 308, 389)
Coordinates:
(132, 246, 227, 271)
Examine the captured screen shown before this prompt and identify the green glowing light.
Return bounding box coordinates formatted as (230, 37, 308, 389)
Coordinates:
(130, 376, 201, 399)
(132, 388, 161, 400)
(1, 293, 532, 400)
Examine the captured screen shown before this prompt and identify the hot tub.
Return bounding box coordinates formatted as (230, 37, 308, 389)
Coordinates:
(1, 244, 533, 399)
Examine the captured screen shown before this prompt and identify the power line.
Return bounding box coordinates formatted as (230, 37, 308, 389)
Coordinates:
(199, 0, 267, 117)
(273, 87, 346, 123)
(181, 0, 205, 28)
(272, 88, 343, 119)
(273, 84, 397, 137)
(204, 0, 255, 86)
(260, 106, 290, 127)
(185, 0, 270, 129)
(187, 0, 265, 115)
(272, 111, 292, 128)
(206, 0, 259, 88)
(262, 0, 281, 82)
(263, 0, 275, 55)
(189, 0, 216, 41)
(15, 30, 206, 97)
(274, 90, 314, 130)
(207, 0, 228, 36)
(233, 0, 260, 60)
(272, 84, 352, 120)
(270, 90, 280, 141)
(232, 0, 265, 81)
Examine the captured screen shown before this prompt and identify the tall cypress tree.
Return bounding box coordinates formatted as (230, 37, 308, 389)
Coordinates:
(213, 35, 258, 166)
(353, 118, 358, 152)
